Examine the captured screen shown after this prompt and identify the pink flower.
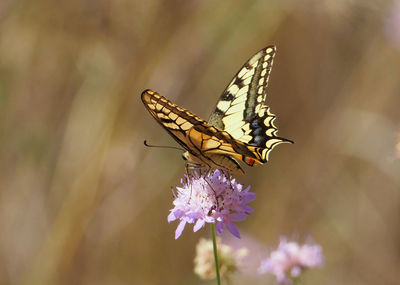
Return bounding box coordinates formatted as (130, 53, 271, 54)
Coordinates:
(385, 1, 400, 48)
(168, 170, 255, 239)
(258, 237, 323, 284)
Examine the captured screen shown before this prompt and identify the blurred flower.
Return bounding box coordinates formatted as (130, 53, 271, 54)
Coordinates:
(385, 1, 400, 48)
(396, 132, 400, 158)
(258, 237, 323, 284)
(168, 170, 255, 239)
(194, 237, 248, 280)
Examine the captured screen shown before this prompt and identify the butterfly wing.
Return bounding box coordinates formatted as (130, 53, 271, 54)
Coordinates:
(142, 89, 262, 173)
(141, 89, 204, 152)
(188, 124, 278, 167)
(208, 46, 292, 163)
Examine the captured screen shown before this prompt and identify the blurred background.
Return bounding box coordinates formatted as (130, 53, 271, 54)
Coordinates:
(1, 0, 399, 284)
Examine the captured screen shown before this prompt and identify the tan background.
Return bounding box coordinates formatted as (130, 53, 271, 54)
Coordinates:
(0, 0, 399, 284)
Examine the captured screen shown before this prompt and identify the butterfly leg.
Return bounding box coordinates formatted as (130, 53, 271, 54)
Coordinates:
(222, 170, 234, 192)
(204, 168, 225, 210)
(184, 163, 194, 204)
(203, 176, 220, 210)
(204, 166, 213, 177)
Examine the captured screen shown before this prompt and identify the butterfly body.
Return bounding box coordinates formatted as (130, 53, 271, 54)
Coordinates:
(141, 46, 292, 174)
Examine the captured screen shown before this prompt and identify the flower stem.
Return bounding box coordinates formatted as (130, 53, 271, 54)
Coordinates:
(211, 224, 221, 285)
(293, 277, 302, 285)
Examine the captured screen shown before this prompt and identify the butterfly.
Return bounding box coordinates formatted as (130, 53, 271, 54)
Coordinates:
(141, 45, 292, 175)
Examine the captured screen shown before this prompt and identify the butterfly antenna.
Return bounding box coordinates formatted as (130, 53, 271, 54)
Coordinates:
(143, 140, 185, 152)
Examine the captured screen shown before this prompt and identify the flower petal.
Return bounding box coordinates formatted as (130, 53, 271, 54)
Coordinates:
(291, 266, 302, 277)
(226, 222, 240, 238)
(243, 205, 254, 213)
(232, 213, 249, 221)
(193, 219, 205, 232)
(216, 222, 224, 235)
(243, 192, 256, 203)
(175, 220, 187, 239)
(167, 212, 176, 222)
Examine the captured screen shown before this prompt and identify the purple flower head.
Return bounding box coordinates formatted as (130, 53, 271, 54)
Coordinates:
(258, 237, 323, 284)
(168, 170, 255, 239)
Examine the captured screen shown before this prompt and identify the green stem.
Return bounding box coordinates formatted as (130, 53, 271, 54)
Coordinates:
(292, 277, 302, 285)
(211, 224, 221, 285)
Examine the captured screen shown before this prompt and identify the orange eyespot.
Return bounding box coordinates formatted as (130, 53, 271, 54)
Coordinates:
(245, 157, 255, 166)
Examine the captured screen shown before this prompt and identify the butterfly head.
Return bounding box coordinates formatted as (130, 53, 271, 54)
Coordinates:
(182, 151, 204, 166)
(182, 151, 189, 161)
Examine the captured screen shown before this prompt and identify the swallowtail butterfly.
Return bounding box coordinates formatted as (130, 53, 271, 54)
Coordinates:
(142, 46, 292, 174)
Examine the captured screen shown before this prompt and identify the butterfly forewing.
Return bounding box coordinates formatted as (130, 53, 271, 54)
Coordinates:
(208, 46, 292, 162)
(141, 89, 203, 151)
